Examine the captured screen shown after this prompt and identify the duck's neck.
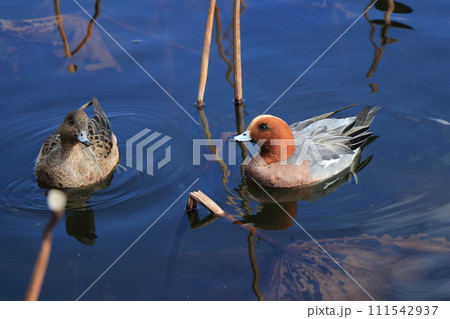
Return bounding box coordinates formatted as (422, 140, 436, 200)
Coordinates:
(259, 138, 296, 165)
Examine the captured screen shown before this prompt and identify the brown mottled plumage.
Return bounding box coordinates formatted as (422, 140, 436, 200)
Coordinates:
(35, 97, 119, 188)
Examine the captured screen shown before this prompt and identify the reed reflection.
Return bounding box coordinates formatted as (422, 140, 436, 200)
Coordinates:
(0, 0, 119, 75)
(194, 0, 251, 222)
(53, 0, 112, 73)
(365, 0, 414, 83)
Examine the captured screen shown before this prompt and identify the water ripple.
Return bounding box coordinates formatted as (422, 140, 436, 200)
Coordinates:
(0, 98, 198, 238)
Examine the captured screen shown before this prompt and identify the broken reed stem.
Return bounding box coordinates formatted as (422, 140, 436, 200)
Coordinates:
(186, 190, 282, 251)
(196, 0, 217, 107)
(187, 190, 227, 217)
(233, 0, 243, 103)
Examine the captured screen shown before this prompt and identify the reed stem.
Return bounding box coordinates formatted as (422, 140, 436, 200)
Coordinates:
(233, 0, 243, 103)
(196, 0, 217, 107)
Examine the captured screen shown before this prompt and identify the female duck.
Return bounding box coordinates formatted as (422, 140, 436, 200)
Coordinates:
(35, 97, 119, 188)
(234, 106, 379, 188)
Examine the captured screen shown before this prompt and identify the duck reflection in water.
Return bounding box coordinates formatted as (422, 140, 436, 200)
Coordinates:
(44, 173, 114, 246)
(240, 146, 373, 231)
(241, 151, 372, 230)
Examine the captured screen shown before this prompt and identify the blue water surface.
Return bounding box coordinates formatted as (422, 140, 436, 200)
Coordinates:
(0, 0, 449, 300)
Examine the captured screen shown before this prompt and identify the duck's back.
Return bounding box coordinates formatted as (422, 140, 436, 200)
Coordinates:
(288, 106, 379, 183)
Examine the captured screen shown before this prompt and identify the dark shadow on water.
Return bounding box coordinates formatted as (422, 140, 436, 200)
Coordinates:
(41, 172, 114, 245)
(65, 209, 97, 246)
(241, 201, 298, 231)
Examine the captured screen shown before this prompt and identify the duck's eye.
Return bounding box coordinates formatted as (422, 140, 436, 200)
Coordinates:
(69, 120, 75, 126)
(259, 123, 269, 131)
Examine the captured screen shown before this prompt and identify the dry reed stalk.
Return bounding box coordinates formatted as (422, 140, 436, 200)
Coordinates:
(25, 190, 66, 301)
(196, 0, 217, 107)
(233, 0, 243, 103)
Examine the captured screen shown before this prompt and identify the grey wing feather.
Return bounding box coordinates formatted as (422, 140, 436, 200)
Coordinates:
(290, 106, 380, 162)
(83, 97, 114, 159)
(302, 129, 354, 161)
(291, 103, 360, 132)
(314, 144, 344, 161)
(86, 96, 112, 133)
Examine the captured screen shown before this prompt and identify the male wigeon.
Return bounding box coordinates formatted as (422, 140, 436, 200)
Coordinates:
(35, 97, 119, 188)
(234, 106, 379, 188)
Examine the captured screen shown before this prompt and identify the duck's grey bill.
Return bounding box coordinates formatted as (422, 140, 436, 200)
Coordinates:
(233, 130, 252, 142)
(77, 130, 91, 146)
